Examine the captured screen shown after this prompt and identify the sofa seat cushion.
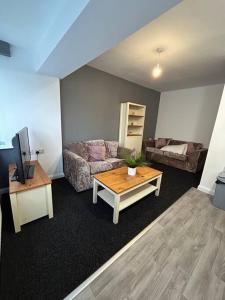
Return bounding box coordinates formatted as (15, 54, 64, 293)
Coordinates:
(146, 147, 164, 155)
(105, 158, 124, 169)
(163, 151, 187, 161)
(88, 161, 112, 175)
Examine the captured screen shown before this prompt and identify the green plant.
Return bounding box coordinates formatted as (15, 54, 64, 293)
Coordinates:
(125, 152, 146, 168)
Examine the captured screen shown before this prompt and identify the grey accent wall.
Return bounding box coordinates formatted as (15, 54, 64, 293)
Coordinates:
(60, 66, 160, 144)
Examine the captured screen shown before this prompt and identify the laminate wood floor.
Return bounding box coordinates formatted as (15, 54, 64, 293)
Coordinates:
(71, 188, 225, 300)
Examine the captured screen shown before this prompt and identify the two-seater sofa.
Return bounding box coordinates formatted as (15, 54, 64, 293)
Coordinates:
(143, 138, 208, 173)
(63, 139, 134, 192)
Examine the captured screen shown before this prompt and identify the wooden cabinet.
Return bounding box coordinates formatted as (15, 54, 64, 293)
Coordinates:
(119, 102, 146, 153)
(9, 160, 53, 233)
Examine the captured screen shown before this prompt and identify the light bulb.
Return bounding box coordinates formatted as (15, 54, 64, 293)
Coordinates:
(152, 63, 162, 78)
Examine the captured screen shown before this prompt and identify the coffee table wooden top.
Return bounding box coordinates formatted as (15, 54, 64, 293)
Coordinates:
(94, 166, 162, 194)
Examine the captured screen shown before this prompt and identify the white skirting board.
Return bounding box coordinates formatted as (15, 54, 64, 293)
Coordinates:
(198, 185, 215, 195)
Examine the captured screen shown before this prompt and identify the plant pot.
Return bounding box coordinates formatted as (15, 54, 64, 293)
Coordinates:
(128, 167, 136, 176)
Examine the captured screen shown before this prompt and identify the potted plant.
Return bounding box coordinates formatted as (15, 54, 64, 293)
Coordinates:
(125, 152, 146, 176)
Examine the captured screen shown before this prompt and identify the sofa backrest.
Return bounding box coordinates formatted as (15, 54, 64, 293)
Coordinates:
(169, 139, 203, 150)
(65, 140, 119, 160)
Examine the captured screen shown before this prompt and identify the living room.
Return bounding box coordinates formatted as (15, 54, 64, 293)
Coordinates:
(1, 1, 225, 299)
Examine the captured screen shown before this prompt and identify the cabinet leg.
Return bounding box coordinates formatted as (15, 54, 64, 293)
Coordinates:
(46, 184, 53, 218)
(10, 193, 21, 233)
(155, 175, 162, 196)
(113, 195, 120, 224)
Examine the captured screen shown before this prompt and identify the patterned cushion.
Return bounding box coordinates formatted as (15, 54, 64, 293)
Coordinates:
(155, 138, 170, 149)
(88, 145, 106, 162)
(161, 144, 188, 155)
(105, 141, 119, 158)
(117, 147, 135, 159)
(66, 142, 89, 160)
(194, 143, 203, 151)
(85, 139, 105, 146)
(187, 142, 195, 155)
(88, 161, 112, 175)
(105, 158, 124, 169)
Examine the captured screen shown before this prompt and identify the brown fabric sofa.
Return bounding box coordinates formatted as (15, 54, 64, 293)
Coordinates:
(143, 138, 208, 173)
(63, 139, 134, 192)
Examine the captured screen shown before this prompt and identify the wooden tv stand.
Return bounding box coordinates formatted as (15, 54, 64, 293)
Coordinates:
(9, 160, 53, 233)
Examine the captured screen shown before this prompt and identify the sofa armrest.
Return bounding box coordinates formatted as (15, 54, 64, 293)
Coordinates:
(187, 148, 208, 172)
(63, 149, 91, 192)
(142, 139, 155, 152)
(117, 146, 136, 159)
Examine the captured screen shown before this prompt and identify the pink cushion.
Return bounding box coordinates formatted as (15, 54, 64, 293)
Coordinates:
(88, 145, 106, 162)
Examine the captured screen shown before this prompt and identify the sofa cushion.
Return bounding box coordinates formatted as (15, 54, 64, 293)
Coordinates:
(66, 142, 89, 160)
(88, 145, 106, 162)
(105, 141, 119, 158)
(117, 146, 135, 159)
(193, 142, 203, 151)
(88, 161, 112, 175)
(161, 144, 188, 155)
(146, 147, 164, 155)
(155, 138, 170, 149)
(105, 158, 124, 169)
(163, 151, 187, 161)
(187, 142, 196, 155)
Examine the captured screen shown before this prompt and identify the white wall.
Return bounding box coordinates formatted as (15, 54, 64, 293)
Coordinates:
(155, 84, 224, 147)
(198, 85, 225, 195)
(0, 69, 63, 178)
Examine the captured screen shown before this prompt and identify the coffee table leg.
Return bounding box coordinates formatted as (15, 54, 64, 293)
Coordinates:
(155, 175, 162, 196)
(113, 195, 120, 224)
(93, 179, 98, 204)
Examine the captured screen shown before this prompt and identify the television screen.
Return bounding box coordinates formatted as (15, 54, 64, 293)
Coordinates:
(18, 127, 31, 176)
(12, 127, 34, 183)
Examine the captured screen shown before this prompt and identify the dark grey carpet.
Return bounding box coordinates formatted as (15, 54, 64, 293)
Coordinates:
(0, 163, 201, 300)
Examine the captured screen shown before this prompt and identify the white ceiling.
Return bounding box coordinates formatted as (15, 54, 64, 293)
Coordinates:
(37, 0, 181, 78)
(0, 0, 90, 71)
(0, 0, 181, 77)
(0, 0, 66, 48)
(89, 0, 225, 91)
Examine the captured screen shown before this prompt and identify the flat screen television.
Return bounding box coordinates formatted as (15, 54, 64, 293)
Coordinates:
(11, 127, 35, 183)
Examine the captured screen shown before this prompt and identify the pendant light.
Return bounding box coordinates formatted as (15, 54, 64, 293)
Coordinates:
(152, 48, 164, 78)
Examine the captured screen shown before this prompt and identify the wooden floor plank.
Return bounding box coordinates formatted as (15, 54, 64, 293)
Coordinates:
(72, 188, 225, 300)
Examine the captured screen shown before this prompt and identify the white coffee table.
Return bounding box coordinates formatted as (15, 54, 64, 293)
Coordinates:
(93, 166, 162, 224)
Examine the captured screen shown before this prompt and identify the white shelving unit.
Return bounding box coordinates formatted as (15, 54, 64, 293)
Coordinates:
(119, 102, 146, 153)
